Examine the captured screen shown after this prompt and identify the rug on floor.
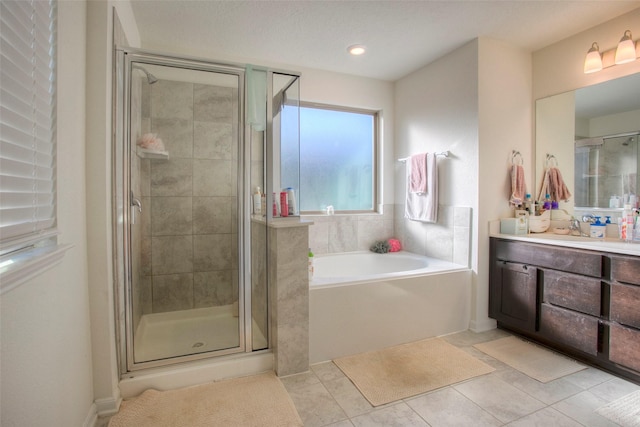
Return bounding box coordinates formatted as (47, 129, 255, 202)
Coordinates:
(596, 390, 640, 427)
(333, 337, 495, 406)
(473, 336, 586, 383)
(108, 372, 303, 427)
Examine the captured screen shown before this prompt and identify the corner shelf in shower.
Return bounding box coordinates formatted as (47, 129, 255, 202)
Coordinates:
(137, 147, 169, 160)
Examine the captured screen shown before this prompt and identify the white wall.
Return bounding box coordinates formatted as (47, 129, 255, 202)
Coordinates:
(394, 40, 479, 208)
(477, 38, 532, 331)
(394, 38, 531, 332)
(85, 0, 140, 418)
(0, 2, 95, 426)
(535, 92, 575, 212)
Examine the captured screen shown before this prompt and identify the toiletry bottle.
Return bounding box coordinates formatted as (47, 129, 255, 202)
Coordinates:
(623, 204, 633, 241)
(279, 191, 289, 217)
(272, 192, 279, 217)
(590, 216, 605, 238)
(287, 187, 297, 215)
(308, 248, 314, 280)
(543, 194, 551, 210)
(524, 194, 532, 213)
(253, 186, 262, 215)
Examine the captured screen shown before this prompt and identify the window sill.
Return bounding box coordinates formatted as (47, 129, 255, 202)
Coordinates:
(0, 243, 74, 295)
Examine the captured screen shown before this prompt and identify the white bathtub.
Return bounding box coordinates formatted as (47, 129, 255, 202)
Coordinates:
(309, 251, 471, 363)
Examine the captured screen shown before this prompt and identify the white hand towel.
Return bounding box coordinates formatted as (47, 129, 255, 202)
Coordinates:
(404, 152, 438, 222)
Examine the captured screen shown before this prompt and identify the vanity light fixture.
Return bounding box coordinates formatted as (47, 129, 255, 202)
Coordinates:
(615, 30, 636, 64)
(347, 44, 366, 56)
(584, 29, 638, 74)
(583, 42, 603, 74)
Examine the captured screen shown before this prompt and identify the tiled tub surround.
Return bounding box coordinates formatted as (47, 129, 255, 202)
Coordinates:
(306, 204, 471, 267)
(306, 204, 395, 254)
(137, 79, 240, 315)
(395, 205, 472, 266)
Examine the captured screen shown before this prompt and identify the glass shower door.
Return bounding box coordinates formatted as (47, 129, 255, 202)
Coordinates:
(123, 54, 246, 369)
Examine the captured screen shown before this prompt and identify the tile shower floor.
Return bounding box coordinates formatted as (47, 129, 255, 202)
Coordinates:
(281, 329, 640, 427)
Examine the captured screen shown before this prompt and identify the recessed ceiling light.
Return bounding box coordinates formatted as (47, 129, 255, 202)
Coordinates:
(348, 45, 366, 56)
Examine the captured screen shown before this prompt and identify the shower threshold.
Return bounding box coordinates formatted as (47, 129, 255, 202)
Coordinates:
(134, 304, 267, 363)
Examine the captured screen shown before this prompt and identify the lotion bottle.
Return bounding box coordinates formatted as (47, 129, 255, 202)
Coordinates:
(253, 186, 262, 215)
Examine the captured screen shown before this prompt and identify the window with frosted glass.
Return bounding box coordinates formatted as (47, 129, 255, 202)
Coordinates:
(299, 105, 377, 212)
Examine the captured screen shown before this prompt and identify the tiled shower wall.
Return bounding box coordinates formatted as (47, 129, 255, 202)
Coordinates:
(306, 204, 471, 267)
(138, 79, 239, 314)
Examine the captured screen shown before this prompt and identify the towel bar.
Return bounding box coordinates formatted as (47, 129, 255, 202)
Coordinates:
(397, 151, 449, 162)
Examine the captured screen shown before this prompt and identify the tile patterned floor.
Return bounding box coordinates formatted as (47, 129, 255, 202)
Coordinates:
(280, 329, 640, 427)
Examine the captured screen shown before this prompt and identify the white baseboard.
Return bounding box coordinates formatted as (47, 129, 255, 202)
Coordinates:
(83, 403, 98, 427)
(469, 317, 497, 333)
(95, 395, 122, 418)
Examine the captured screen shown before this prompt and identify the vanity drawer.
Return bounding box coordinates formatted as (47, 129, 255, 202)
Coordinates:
(494, 240, 601, 277)
(609, 323, 640, 372)
(610, 282, 640, 329)
(611, 256, 640, 286)
(543, 269, 601, 316)
(540, 303, 599, 355)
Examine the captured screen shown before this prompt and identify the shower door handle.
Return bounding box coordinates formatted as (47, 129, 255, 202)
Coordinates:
(131, 194, 142, 225)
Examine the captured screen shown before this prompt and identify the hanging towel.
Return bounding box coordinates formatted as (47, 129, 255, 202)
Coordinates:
(409, 153, 428, 193)
(538, 167, 571, 202)
(548, 167, 571, 201)
(509, 164, 526, 206)
(405, 152, 438, 222)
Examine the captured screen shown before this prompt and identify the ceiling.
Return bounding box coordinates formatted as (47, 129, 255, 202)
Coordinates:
(129, 1, 639, 82)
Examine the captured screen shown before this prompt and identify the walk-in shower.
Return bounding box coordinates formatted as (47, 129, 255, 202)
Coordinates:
(114, 48, 300, 374)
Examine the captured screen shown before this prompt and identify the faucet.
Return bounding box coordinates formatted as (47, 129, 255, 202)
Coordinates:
(582, 213, 596, 224)
(569, 217, 589, 237)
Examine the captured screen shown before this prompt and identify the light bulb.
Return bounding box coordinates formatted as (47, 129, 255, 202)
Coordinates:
(583, 42, 603, 74)
(615, 30, 636, 65)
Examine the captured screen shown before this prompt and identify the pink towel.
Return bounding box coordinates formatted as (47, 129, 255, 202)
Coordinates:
(409, 153, 428, 193)
(549, 167, 571, 201)
(509, 164, 526, 206)
(405, 153, 438, 223)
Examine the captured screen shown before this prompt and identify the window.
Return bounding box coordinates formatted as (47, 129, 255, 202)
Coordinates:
(299, 104, 377, 213)
(0, 0, 63, 293)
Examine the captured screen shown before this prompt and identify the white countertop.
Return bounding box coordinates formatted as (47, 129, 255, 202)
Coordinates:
(489, 220, 640, 257)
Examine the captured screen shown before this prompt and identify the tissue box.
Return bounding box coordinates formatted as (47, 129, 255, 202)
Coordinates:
(500, 217, 528, 235)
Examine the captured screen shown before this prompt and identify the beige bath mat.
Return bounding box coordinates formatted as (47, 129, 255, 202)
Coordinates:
(333, 337, 495, 406)
(596, 390, 640, 427)
(474, 336, 586, 383)
(108, 372, 302, 427)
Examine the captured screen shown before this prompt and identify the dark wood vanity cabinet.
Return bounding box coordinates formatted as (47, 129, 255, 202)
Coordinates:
(490, 260, 537, 332)
(490, 238, 640, 383)
(608, 255, 640, 374)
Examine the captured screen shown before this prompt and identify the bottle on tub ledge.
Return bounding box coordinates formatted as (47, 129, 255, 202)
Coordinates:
(286, 187, 297, 216)
(279, 190, 288, 217)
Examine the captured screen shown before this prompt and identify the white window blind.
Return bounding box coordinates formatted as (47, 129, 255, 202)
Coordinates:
(0, 0, 57, 254)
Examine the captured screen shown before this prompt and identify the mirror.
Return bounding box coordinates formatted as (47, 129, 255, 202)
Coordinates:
(535, 72, 640, 219)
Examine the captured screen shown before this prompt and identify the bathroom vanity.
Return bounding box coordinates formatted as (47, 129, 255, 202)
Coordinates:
(489, 232, 640, 384)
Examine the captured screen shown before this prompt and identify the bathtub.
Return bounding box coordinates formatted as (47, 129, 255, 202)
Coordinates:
(309, 251, 471, 363)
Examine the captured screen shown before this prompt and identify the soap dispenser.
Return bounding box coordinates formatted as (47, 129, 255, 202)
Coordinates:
(590, 216, 606, 238)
